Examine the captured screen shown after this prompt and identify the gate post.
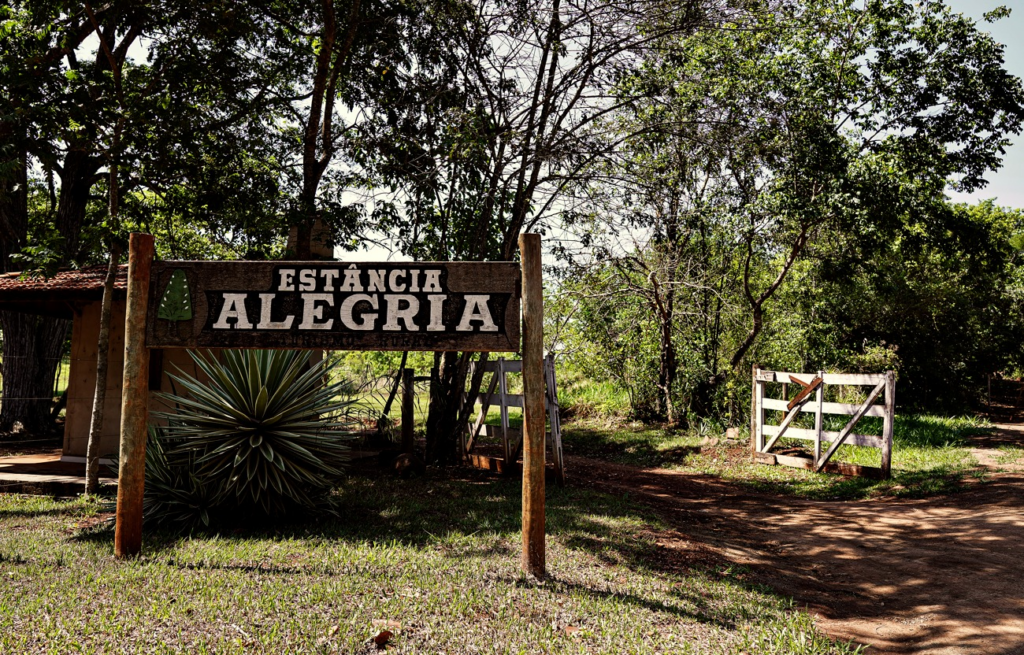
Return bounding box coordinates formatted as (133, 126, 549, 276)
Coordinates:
(114, 233, 154, 558)
(519, 233, 545, 579)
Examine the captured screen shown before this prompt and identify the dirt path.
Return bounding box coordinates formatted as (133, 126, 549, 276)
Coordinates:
(570, 424, 1024, 654)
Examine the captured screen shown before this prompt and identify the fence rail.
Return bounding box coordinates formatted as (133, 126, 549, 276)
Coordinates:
(751, 367, 895, 479)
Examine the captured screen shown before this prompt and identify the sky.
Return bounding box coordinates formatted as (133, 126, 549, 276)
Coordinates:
(944, 0, 1024, 208)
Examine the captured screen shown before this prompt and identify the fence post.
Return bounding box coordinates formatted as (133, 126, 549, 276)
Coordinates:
(814, 370, 824, 462)
(519, 233, 545, 579)
(114, 232, 154, 558)
(750, 365, 758, 455)
(402, 367, 415, 453)
(882, 370, 895, 478)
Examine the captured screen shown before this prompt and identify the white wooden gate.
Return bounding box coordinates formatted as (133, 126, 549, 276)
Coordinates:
(462, 354, 565, 485)
(751, 368, 895, 478)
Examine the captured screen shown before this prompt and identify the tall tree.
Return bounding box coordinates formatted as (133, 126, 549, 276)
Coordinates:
(560, 0, 1024, 420)
(361, 0, 720, 461)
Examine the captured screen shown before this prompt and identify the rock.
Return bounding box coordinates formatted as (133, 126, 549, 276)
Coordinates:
(394, 452, 426, 479)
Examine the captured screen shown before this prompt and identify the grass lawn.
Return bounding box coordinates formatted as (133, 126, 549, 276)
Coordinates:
(561, 414, 990, 501)
(0, 470, 863, 654)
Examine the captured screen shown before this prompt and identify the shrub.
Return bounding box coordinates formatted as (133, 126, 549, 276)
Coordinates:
(147, 349, 356, 530)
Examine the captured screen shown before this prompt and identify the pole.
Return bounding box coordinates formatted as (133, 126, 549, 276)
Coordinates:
(402, 367, 415, 453)
(519, 233, 545, 579)
(114, 232, 154, 558)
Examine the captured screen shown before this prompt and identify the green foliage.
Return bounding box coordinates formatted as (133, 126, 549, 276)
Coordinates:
(557, 0, 1024, 422)
(157, 270, 193, 321)
(150, 350, 357, 529)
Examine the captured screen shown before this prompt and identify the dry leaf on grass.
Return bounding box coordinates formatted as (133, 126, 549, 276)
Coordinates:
(373, 629, 393, 648)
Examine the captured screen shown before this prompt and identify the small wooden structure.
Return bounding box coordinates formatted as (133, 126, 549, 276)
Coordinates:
(460, 354, 565, 485)
(751, 367, 895, 479)
(0, 266, 205, 463)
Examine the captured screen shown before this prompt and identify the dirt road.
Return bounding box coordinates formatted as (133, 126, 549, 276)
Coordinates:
(571, 425, 1024, 654)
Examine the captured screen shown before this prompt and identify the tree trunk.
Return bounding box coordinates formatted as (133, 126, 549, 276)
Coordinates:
(85, 246, 121, 494)
(657, 316, 677, 425)
(0, 312, 70, 434)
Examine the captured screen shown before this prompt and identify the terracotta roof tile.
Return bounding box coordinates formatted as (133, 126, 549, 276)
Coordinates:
(0, 264, 128, 295)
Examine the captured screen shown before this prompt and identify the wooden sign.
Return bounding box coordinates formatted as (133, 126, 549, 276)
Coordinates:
(145, 261, 521, 351)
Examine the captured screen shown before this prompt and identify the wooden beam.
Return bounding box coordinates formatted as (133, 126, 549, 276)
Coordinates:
(466, 371, 499, 454)
(769, 454, 886, 480)
(545, 354, 565, 486)
(114, 233, 155, 558)
(762, 397, 887, 418)
(786, 376, 822, 410)
(761, 388, 817, 454)
(519, 233, 545, 579)
(815, 380, 886, 472)
(881, 371, 895, 479)
(401, 367, 414, 453)
(814, 370, 824, 463)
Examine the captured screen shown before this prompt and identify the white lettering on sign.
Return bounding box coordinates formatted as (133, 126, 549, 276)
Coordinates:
(340, 265, 363, 292)
(367, 269, 386, 292)
(298, 294, 334, 330)
(383, 295, 420, 331)
(388, 269, 407, 292)
(427, 294, 445, 331)
(339, 294, 379, 330)
(208, 266, 510, 335)
(257, 293, 294, 330)
(213, 293, 253, 329)
(457, 295, 497, 332)
(423, 270, 442, 292)
(278, 269, 295, 291)
(321, 269, 339, 291)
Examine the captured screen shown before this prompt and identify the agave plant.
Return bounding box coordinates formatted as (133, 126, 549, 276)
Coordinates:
(153, 349, 356, 519)
(142, 425, 217, 530)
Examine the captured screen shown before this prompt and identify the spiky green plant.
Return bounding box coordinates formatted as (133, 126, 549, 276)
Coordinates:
(141, 425, 217, 530)
(153, 350, 356, 520)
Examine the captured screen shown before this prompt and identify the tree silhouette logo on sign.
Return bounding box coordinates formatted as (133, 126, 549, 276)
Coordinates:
(145, 261, 521, 352)
(157, 270, 193, 321)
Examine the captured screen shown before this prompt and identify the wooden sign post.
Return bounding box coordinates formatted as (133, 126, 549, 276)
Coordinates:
(519, 233, 545, 579)
(114, 233, 154, 558)
(113, 233, 544, 574)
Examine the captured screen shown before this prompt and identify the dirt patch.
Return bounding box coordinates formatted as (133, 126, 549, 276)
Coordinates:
(569, 426, 1024, 654)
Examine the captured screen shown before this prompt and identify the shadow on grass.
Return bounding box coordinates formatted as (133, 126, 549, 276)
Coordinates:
(561, 414, 990, 501)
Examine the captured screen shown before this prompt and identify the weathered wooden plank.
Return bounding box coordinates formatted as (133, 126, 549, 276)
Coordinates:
(762, 397, 887, 418)
(821, 373, 886, 386)
(760, 384, 819, 453)
(466, 371, 500, 453)
(815, 380, 887, 471)
(773, 454, 886, 480)
(498, 358, 511, 464)
(882, 371, 895, 479)
(519, 234, 546, 579)
(545, 354, 565, 486)
(473, 392, 523, 408)
(115, 233, 154, 558)
(146, 261, 521, 352)
(754, 372, 765, 453)
(761, 425, 884, 448)
(814, 370, 824, 462)
(786, 375, 822, 410)
(401, 368, 414, 453)
(477, 360, 523, 373)
(466, 424, 523, 440)
(758, 370, 886, 386)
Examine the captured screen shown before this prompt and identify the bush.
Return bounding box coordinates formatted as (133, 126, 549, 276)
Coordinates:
(147, 350, 356, 531)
